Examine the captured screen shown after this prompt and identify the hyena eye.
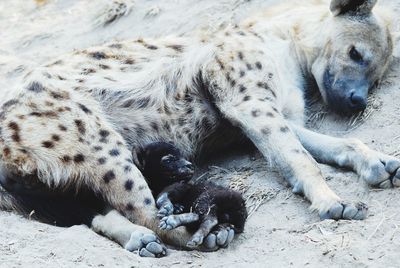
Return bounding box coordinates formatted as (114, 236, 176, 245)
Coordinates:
(349, 46, 363, 63)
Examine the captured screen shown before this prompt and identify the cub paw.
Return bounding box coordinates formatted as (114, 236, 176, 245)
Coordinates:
(159, 215, 180, 230)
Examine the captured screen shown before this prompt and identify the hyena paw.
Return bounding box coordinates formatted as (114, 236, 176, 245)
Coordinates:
(361, 154, 400, 189)
(159, 215, 179, 230)
(198, 224, 235, 251)
(319, 201, 368, 221)
(124, 231, 167, 258)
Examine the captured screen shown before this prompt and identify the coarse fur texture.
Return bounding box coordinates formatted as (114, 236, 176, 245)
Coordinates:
(0, 0, 400, 258)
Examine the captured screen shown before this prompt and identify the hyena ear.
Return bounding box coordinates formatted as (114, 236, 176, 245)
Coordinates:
(330, 0, 377, 17)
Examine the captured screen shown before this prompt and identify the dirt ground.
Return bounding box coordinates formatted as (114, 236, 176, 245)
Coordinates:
(1, 0, 400, 267)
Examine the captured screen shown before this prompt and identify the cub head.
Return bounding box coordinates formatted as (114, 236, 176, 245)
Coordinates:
(134, 142, 194, 185)
(312, 0, 393, 115)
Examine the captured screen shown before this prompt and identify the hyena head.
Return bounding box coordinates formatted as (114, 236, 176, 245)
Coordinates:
(311, 0, 393, 115)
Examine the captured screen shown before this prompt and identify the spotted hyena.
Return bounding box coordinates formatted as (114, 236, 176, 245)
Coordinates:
(0, 0, 399, 258)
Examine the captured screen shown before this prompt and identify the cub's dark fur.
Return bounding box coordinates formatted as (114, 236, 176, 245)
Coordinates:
(138, 142, 247, 234)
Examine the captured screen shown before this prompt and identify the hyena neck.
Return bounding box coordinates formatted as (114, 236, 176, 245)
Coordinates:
(245, 2, 332, 78)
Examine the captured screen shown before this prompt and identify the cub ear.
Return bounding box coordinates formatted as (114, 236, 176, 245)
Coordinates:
(330, 0, 377, 16)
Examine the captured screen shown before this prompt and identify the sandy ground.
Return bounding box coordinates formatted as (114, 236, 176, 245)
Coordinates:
(1, 0, 400, 267)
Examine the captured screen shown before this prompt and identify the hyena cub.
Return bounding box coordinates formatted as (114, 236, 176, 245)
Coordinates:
(136, 142, 248, 248)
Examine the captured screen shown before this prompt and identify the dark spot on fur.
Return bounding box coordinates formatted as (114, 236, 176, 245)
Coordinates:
(280, 126, 290, 133)
(90, 51, 107, 60)
(27, 81, 45, 93)
(272, 107, 279, 113)
(239, 85, 246, 93)
(98, 157, 107, 165)
(99, 130, 110, 138)
(8, 122, 19, 131)
(138, 185, 146, 191)
(124, 165, 132, 173)
(246, 63, 252, 70)
(3, 147, 10, 158)
(257, 82, 276, 98)
(122, 99, 135, 108)
(30, 112, 42, 117)
(125, 180, 134, 191)
(99, 138, 109, 144)
(137, 98, 151, 109)
(144, 198, 152, 206)
(178, 118, 185, 126)
(126, 203, 134, 210)
(78, 103, 92, 114)
(57, 75, 66, 81)
(50, 91, 69, 100)
(8, 122, 20, 142)
(45, 101, 54, 107)
(238, 52, 244, 60)
(239, 70, 245, 77)
(243, 96, 251, 102)
(252, 109, 261, 117)
(2, 99, 19, 109)
(58, 125, 67, 131)
(124, 58, 135, 65)
(103, 170, 116, 183)
(167, 44, 184, 52)
(266, 112, 275, 118)
(42, 141, 54, 148)
(216, 57, 225, 70)
(151, 122, 159, 132)
(61, 155, 71, 163)
(93, 146, 103, 151)
(75, 120, 86, 135)
(81, 68, 96, 75)
(109, 43, 122, 49)
(99, 64, 110, 70)
(145, 44, 158, 50)
(255, 62, 262, 70)
(52, 134, 60, 141)
(292, 149, 301, 154)
(261, 127, 271, 135)
(164, 122, 171, 132)
(109, 149, 120, 157)
(74, 154, 85, 163)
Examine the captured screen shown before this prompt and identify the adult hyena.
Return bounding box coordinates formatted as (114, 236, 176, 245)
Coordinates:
(0, 0, 399, 257)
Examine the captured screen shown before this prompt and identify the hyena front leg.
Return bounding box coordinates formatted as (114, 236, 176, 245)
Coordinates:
(292, 125, 400, 189)
(209, 70, 367, 220)
(0, 84, 193, 256)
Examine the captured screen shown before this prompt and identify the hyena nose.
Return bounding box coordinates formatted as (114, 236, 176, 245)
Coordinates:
(349, 92, 367, 111)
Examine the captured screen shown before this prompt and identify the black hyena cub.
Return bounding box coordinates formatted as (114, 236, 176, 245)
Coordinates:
(135, 142, 248, 248)
(134, 142, 195, 197)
